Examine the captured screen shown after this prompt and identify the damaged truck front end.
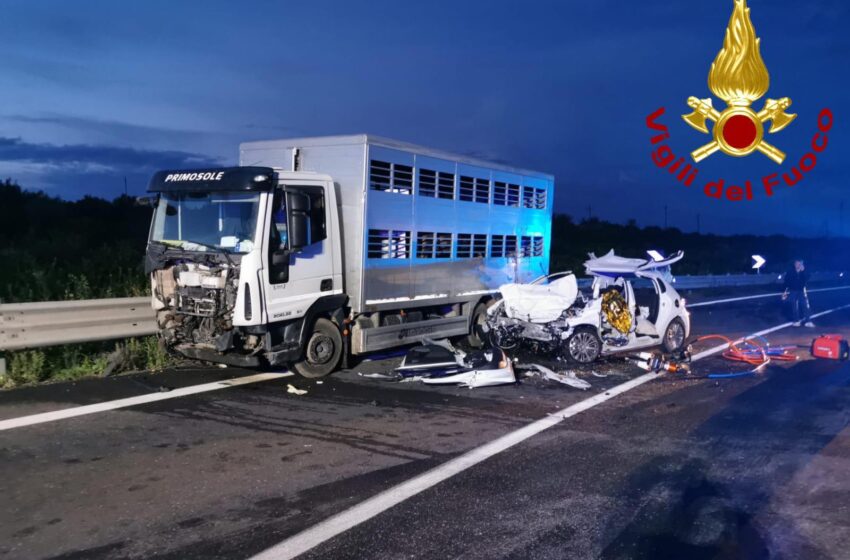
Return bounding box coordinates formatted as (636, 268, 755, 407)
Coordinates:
(149, 253, 265, 366)
(145, 167, 275, 367)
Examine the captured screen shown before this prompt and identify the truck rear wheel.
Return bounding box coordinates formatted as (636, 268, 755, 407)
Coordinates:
(467, 302, 488, 348)
(292, 318, 342, 378)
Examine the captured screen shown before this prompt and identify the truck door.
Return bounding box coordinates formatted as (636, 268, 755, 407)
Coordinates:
(263, 181, 338, 323)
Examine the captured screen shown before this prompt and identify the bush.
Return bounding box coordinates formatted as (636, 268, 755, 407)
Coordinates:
(125, 337, 173, 372)
(7, 350, 47, 385)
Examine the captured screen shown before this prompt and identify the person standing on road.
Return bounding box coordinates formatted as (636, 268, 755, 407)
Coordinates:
(782, 259, 814, 327)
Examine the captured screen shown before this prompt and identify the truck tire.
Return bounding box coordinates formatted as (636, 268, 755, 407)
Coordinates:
(566, 327, 602, 364)
(292, 318, 343, 378)
(662, 318, 686, 353)
(467, 302, 489, 348)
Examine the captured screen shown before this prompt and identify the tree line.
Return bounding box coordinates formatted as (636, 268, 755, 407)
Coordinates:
(1, 179, 847, 304)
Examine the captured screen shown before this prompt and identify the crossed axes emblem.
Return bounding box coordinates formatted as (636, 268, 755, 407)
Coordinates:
(683, 96, 796, 164)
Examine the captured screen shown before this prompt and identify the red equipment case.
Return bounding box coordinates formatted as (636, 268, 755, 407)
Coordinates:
(810, 334, 850, 360)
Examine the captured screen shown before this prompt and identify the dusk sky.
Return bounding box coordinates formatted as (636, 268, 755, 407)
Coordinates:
(1, 0, 847, 237)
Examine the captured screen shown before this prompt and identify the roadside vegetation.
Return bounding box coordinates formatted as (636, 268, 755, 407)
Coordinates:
(1, 179, 847, 387)
(550, 215, 850, 276)
(0, 180, 172, 388)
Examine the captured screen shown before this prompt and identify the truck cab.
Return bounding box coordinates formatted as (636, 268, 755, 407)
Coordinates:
(146, 166, 347, 377)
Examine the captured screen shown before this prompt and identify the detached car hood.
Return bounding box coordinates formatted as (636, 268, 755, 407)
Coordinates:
(499, 274, 579, 323)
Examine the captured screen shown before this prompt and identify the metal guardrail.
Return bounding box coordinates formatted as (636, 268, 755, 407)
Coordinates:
(0, 297, 156, 353)
(673, 271, 840, 289)
(0, 272, 845, 355)
(575, 271, 840, 290)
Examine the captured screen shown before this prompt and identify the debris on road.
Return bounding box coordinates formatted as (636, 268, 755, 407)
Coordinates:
(399, 340, 516, 388)
(355, 339, 518, 388)
(358, 372, 398, 380)
(287, 384, 308, 396)
(420, 358, 515, 389)
(356, 338, 615, 390)
(517, 363, 591, 390)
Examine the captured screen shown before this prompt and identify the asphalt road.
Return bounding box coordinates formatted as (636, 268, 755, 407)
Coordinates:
(1, 288, 849, 559)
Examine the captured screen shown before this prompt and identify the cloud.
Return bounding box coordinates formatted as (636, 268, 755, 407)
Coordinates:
(5, 113, 211, 146)
(0, 136, 223, 199)
(0, 136, 220, 172)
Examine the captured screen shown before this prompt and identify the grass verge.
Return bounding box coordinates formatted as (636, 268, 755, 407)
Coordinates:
(1, 336, 175, 389)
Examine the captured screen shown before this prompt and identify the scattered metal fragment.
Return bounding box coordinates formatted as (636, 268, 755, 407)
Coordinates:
(357, 372, 399, 380)
(286, 384, 308, 396)
(519, 363, 591, 390)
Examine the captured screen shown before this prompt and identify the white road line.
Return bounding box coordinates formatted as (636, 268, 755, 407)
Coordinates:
(688, 285, 850, 308)
(251, 302, 850, 560)
(0, 372, 292, 432)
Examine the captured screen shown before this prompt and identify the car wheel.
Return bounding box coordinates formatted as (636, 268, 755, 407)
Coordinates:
(566, 327, 602, 364)
(467, 303, 489, 348)
(292, 318, 343, 378)
(662, 318, 686, 353)
(489, 326, 519, 350)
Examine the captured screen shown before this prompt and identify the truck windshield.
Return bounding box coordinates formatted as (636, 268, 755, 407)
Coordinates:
(151, 192, 261, 253)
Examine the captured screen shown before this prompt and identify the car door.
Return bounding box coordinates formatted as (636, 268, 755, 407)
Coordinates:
(651, 276, 676, 333)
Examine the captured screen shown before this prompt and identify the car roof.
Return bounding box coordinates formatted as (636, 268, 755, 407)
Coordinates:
(584, 250, 683, 278)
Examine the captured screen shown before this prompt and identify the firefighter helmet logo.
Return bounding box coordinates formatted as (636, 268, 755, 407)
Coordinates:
(682, 0, 796, 164)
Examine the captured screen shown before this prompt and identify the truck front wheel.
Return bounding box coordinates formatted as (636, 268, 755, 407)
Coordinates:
(292, 318, 342, 378)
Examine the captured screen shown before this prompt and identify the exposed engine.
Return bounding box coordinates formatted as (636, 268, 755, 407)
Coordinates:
(485, 295, 589, 354)
(151, 261, 261, 354)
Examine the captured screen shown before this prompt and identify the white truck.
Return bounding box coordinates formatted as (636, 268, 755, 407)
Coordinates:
(145, 135, 554, 377)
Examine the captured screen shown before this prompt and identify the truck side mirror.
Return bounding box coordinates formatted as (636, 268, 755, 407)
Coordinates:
(136, 195, 158, 207)
(286, 192, 310, 251)
(270, 248, 290, 284)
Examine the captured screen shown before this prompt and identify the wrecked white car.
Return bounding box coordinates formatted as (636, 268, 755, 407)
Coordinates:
(485, 250, 690, 363)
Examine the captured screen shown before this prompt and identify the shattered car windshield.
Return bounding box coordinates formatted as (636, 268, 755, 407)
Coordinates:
(151, 192, 260, 254)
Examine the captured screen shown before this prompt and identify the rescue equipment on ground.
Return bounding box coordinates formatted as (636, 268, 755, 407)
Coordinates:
(654, 334, 798, 380)
(630, 351, 690, 374)
(810, 334, 850, 361)
(699, 334, 797, 368)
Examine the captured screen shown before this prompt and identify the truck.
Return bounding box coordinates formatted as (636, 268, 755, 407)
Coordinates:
(144, 135, 554, 377)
